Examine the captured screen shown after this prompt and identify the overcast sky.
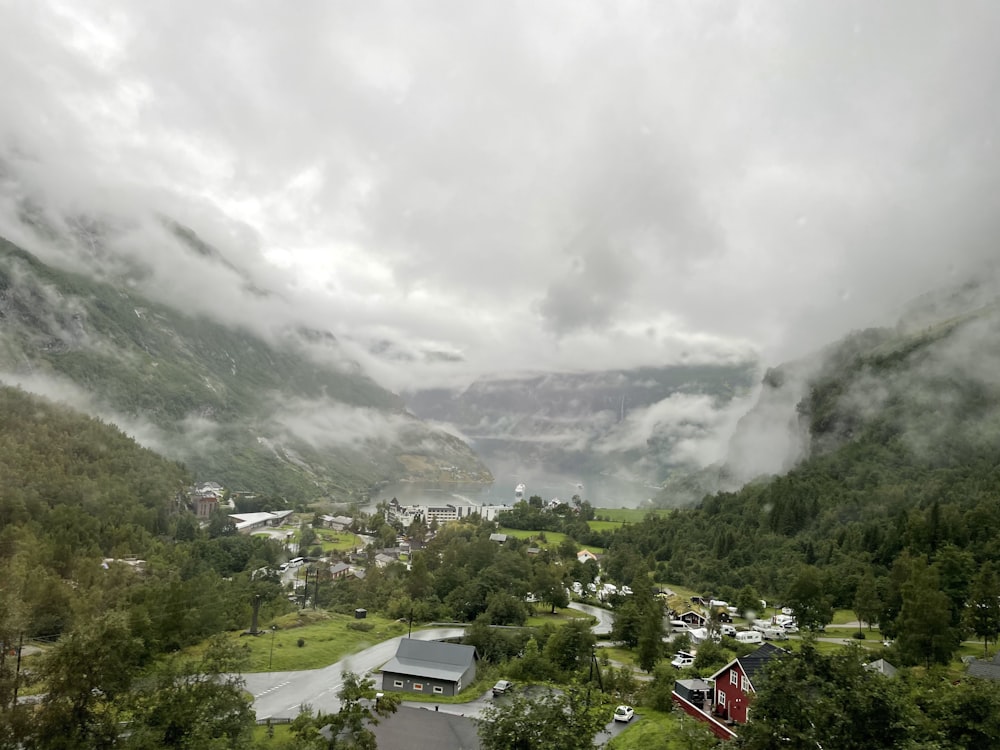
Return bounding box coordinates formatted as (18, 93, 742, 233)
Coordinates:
(1, 0, 998, 392)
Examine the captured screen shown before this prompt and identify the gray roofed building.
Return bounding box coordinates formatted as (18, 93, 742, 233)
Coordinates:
(329, 562, 351, 579)
(865, 658, 899, 678)
(381, 639, 478, 697)
(967, 652, 1000, 681)
(372, 705, 480, 749)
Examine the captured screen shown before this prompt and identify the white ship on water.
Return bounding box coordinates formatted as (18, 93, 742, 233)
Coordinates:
(514, 482, 526, 500)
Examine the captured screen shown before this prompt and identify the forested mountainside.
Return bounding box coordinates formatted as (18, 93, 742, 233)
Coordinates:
(0, 385, 294, 746)
(404, 363, 757, 483)
(612, 287, 1000, 661)
(0, 384, 268, 642)
(0, 238, 491, 499)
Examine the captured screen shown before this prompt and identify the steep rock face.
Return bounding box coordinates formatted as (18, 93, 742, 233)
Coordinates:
(405, 363, 758, 485)
(0, 238, 492, 499)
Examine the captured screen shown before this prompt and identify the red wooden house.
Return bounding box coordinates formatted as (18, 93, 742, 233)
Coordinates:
(708, 642, 786, 726)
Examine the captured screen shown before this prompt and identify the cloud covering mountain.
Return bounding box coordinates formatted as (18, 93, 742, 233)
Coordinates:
(1, 1, 998, 399)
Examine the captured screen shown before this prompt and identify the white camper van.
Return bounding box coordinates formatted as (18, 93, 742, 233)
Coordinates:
(736, 630, 763, 644)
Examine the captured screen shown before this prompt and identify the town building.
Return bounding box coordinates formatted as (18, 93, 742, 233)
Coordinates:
(380, 639, 478, 697)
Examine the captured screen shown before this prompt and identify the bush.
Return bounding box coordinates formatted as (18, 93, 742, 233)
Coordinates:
(852, 631, 866, 640)
(297, 638, 306, 647)
(347, 621, 374, 632)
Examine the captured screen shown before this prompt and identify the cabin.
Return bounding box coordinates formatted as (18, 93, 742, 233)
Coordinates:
(678, 610, 708, 627)
(708, 643, 786, 726)
(380, 639, 478, 697)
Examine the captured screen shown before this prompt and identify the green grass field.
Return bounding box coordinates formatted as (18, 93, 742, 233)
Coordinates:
(606, 707, 720, 749)
(314, 529, 363, 552)
(189, 610, 409, 672)
(526, 606, 593, 628)
(593, 508, 671, 523)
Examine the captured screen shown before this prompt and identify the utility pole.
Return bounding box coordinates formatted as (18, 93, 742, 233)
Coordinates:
(248, 595, 261, 635)
(12, 633, 23, 707)
(269, 625, 277, 671)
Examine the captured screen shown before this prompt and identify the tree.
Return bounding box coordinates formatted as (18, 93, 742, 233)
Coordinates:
(784, 566, 833, 632)
(736, 642, 916, 750)
(853, 569, 882, 636)
(611, 597, 642, 647)
(895, 558, 958, 667)
(123, 635, 255, 749)
(289, 671, 400, 749)
(733, 584, 760, 620)
(479, 688, 606, 750)
(543, 619, 595, 674)
(532, 563, 568, 614)
(966, 562, 1000, 657)
(636, 599, 665, 672)
(30, 610, 146, 749)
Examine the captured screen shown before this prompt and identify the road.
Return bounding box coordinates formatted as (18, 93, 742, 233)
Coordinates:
(245, 627, 466, 720)
(569, 601, 614, 636)
(247, 604, 612, 721)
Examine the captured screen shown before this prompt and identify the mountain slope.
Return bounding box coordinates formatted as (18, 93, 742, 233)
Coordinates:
(405, 363, 758, 487)
(0, 237, 491, 499)
(627, 275, 1000, 607)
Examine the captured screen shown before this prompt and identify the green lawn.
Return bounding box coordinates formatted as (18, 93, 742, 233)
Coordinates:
(587, 520, 626, 532)
(191, 611, 409, 672)
(314, 529, 363, 552)
(496, 526, 606, 554)
(526, 606, 593, 628)
(593, 508, 671, 523)
(606, 707, 720, 749)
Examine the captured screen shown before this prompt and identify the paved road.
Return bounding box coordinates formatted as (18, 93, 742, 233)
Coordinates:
(247, 604, 611, 721)
(569, 601, 614, 635)
(245, 627, 466, 720)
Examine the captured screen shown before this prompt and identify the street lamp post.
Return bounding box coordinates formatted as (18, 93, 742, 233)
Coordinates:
(269, 625, 277, 671)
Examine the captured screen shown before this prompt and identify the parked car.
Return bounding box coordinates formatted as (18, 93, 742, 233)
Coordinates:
(492, 680, 514, 696)
(670, 651, 696, 668)
(613, 705, 634, 723)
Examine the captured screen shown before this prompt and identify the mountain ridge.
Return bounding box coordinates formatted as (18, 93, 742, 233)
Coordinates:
(0, 236, 492, 499)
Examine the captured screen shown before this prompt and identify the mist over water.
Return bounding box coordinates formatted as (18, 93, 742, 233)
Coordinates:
(374, 455, 658, 510)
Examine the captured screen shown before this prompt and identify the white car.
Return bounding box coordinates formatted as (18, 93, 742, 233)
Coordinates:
(670, 652, 695, 669)
(613, 705, 634, 723)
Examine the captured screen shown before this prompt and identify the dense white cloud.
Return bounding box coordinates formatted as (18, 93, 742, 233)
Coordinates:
(1, 0, 998, 394)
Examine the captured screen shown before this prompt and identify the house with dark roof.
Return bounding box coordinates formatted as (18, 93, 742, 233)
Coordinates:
(678, 610, 708, 627)
(708, 642, 787, 726)
(967, 652, 1000, 681)
(372, 705, 480, 749)
(381, 639, 478, 697)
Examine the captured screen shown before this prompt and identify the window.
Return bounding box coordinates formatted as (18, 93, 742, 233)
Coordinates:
(393, 680, 403, 688)
(413, 683, 423, 691)
(741, 675, 749, 692)
(729, 671, 738, 686)
(433, 686, 444, 694)
(718, 689, 726, 707)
